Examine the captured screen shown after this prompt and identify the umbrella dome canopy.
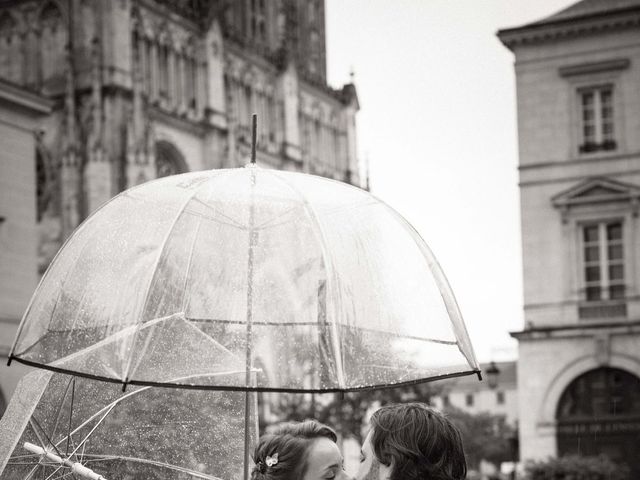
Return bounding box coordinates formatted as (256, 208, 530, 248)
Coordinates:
(0, 370, 256, 480)
(10, 166, 479, 391)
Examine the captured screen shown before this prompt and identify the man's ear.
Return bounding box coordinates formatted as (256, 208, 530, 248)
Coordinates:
(379, 458, 393, 480)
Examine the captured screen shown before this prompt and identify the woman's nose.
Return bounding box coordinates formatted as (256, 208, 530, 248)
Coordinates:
(339, 471, 355, 480)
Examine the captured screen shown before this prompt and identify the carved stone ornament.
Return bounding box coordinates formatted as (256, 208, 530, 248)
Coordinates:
(594, 333, 611, 366)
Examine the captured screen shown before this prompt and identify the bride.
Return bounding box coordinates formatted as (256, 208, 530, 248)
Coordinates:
(251, 420, 353, 480)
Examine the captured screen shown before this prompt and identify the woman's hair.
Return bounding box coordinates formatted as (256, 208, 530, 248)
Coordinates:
(251, 419, 338, 480)
(369, 402, 467, 480)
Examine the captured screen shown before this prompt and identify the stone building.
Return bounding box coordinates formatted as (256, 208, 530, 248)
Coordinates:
(0, 0, 360, 415)
(498, 0, 640, 476)
(432, 360, 518, 427)
(0, 79, 52, 415)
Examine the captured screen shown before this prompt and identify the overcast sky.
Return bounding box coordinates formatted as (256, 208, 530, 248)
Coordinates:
(325, 0, 578, 362)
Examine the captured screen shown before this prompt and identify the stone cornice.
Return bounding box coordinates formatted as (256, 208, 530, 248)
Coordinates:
(511, 320, 640, 340)
(0, 78, 53, 114)
(498, 8, 640, 50)
(299, 79, 354, 108)
(559, 58, 630, 77)
(149, 106, 213, 136)
(224, 42, 280, 77)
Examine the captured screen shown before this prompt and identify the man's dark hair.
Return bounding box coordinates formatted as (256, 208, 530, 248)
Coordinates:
(251, 420, 337, 480)
(370, 402, 466, 480)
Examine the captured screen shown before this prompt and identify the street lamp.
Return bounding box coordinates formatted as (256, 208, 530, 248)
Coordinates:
(486, 361, 500, 389)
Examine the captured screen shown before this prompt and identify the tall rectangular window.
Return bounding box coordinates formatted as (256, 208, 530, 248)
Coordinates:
(159, 44, 169, 100)
(582, 221, 624, 301)
(579, 86, 615, 153)
(465, 393, 474, 407)
(249, 0, 266, 43)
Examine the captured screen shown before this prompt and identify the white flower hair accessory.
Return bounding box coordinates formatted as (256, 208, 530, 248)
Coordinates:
(265, 453, 279, 467)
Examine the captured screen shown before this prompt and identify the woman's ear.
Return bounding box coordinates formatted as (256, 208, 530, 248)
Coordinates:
(379, 458, 393, 480)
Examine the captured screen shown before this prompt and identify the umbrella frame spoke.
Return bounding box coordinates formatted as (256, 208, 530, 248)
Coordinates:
(48, 376, 74, 450)
(77, 454, 225, 480)
(64, 377, 76, 458)
(29, 418, 62, 458)
(24, 463, 41, 480)
(43, 465, 66, 480)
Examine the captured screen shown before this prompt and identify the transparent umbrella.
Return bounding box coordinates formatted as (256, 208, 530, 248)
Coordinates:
(9, 163, 479, 392)
(0, 369, 256, 480)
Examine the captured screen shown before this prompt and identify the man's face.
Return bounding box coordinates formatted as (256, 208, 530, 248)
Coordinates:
(355, 431, 392, 480)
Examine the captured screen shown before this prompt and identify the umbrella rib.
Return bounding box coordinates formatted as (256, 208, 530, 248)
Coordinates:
(65, 403, 117, 459)
(267, 171, 346, 389)
(179, 208, 204, 314)
(185, 317, 458, 343)
(29, 417, 62, 457)
(179, 315, 243, 359)
(48, 313, 178, 370)
(78, 439, 87, 464)
(381, 203, 479, 370)
(122, 183, 208, 386)
(21, 463, 41, 480)
(8, 182, 130, 361)
(318, 198, 379, 218)
(49, 376, 74, 450)
(43, 465, 66, 480)
(79, 454, 225, 480)
(48, 324, 138, 367)
(49, 371, 253, 456)
(189, 197, 248, 230)
(64, 377, 76, 457)
(179, 168, 222, 316)
(252, 205, 300, 230)
(51, 389, 147, 451)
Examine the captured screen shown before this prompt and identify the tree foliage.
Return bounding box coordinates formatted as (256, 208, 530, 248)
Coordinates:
(269, 382, 439, 443)
(443, 406, 518, 469)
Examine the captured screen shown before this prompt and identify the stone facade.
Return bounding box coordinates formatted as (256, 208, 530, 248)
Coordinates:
(432, 361, 518, 427)
(0, 0, 360, 413)
(498, 1, 640, 476)
(0, 79, 52, 413)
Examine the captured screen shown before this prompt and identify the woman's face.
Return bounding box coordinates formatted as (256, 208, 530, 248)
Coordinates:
(302, 437, 353, 480)
(355, 431, 392, 480)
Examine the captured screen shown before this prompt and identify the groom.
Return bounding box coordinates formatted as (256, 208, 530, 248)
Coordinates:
(355, 402, 466, 480)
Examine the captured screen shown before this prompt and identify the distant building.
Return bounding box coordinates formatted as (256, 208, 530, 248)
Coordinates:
(498, 0, 640, 477)
(0, 0, 360, 415)
(433, 361, 518, 427)
(0, 79, 52, 415)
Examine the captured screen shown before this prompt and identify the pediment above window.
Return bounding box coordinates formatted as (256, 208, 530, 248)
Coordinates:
(558, 58, 630, 77)
(552, 177, 640, 219)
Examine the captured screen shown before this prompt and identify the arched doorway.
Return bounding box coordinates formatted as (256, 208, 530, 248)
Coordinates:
(556, 367, 640, 477)
(155, 140, 188, 178)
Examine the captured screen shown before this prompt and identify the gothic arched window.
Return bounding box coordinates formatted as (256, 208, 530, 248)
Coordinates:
(248, 0, 266, 43)
(158, 43, 169, 100)
(0, 11, 19, 83)
(39, 1, 66, 87)
(308, 30, 320, 75)
(155, 140, 187, 178)
(35, 147, 58, 222)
